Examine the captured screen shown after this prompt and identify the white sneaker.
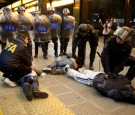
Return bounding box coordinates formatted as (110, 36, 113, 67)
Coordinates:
(4, 78, 16, 87)
(63, 64, 70, 72)
(40, 72, 46, 77)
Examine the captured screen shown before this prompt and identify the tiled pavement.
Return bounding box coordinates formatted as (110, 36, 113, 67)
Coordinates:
(0, 37, 135, 115)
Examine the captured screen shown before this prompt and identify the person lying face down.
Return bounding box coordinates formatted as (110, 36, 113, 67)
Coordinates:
(42, 57, 83, 75)
(64, 66, 135, 104)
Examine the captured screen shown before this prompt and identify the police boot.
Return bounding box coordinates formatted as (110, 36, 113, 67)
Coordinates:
(126, 66, 135, 81)
(89, 63, 94, 70)
(54, 42, 58, 57)
(34, 54, 38, 58)
(59, 45, 63, 56)
(63, 44, 68, 55)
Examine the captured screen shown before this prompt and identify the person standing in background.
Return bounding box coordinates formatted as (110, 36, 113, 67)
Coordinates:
(102, 19, 111, 44)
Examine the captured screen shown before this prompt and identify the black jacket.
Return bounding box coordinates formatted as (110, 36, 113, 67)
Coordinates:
(101, 36, 132, 74)
(93, 74, 135, 104)
(72, 26, 99, 57)
(0, 38, 32, 71)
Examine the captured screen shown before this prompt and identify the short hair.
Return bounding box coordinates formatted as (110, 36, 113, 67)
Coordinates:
(18, 32, 28, 41)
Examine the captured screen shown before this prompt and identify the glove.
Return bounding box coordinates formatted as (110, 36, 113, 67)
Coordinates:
(107, 72, 117, 79)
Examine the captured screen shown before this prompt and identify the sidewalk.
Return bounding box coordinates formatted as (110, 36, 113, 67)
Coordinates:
(0, 37, 135, 115)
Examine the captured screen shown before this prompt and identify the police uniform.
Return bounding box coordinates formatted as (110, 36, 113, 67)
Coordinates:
(72, 24, 99, 70)
(0, 7, 19, 49)
(17, 6, 34, 57)
(33, 12, 50, 59)
(60, 8, 75, 55)
(101, 26, 135, 81)
(0, 38, 32, 81)
(47, 6, 62, 57)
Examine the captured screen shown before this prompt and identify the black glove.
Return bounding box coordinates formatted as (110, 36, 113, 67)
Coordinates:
(107, 72, 117, 79)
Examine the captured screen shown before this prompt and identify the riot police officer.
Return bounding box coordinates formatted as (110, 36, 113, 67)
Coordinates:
(72, 24, 99, 70)
(32, 11, 50, 59)
(101, 26, 135, 81)
(60, 8, 75, 56)
(0, 7, 19, 50)
(47, 6, 62, 57)
(17, 6, 34, 57)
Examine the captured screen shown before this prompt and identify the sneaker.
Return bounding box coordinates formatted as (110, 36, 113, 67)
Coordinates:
(4, 78, 16, 87)
(51, 69, 64, 75)
(24, 83, 33, 101)
(63, 64, 70, 72)
(42, 67, 51, 73)
(33, 91, 48, 98)
(40, 72, 46, 77)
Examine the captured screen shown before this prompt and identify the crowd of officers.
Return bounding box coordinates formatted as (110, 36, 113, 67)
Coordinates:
(0, 5, 98, 70)
(1, 5, 135, 103)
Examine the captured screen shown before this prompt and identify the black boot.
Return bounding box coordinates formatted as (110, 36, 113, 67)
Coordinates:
(126, 66, 135, 81)
(34, 54, 38, 58)
(33, 90, 48, 98)
(89, 63, 94, 70)
(54, 42, 58, 57)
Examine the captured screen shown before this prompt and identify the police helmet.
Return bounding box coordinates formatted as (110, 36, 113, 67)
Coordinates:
(63, 8, 70, 15)
(2, 7, 11, 12)
(17, 6, 25, 13)
(47, 6, 55, 12)
(78, 24, 88, 34)
(113, 26, 133, 41)
(32, 11, 41, 16)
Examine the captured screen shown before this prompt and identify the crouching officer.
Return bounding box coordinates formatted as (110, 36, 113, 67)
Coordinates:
(0, 33, 48, 101)
(72, 23, 99, 70)
(101, 26, 135, 81)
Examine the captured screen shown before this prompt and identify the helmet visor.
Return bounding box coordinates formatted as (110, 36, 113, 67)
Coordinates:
(113, 28, 129, 41)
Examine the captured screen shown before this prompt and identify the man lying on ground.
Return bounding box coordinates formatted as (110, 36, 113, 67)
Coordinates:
(42, 57, 83, 75)
(64, 65, 135, 104)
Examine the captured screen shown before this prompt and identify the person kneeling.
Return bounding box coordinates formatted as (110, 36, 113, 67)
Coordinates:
(0, 33, 48, 101)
